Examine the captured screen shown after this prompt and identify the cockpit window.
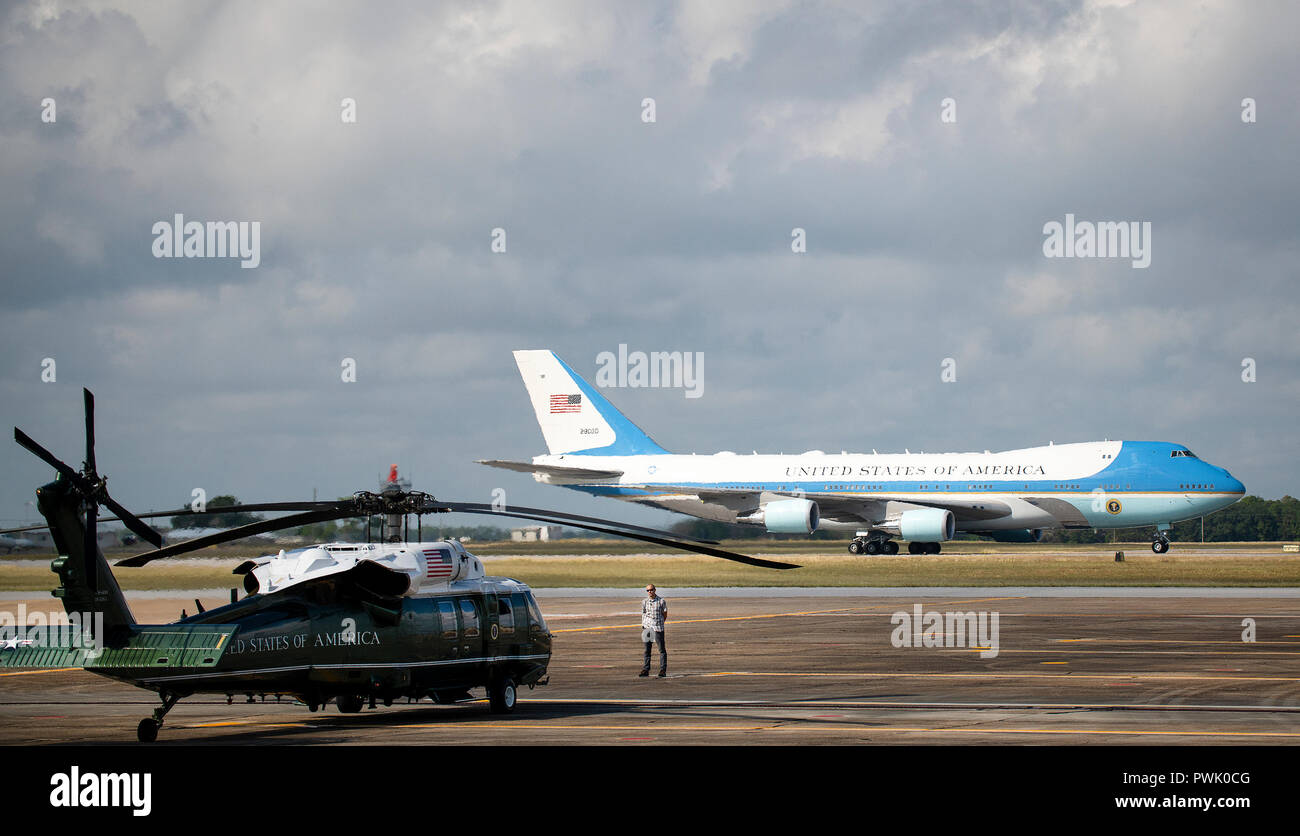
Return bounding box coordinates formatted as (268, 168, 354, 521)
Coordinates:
(525, 593, 547, 633)
(1170, 450, 1198, 458)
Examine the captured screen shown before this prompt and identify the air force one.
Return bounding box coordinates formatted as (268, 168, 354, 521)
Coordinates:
(481, 350, 1245, 555)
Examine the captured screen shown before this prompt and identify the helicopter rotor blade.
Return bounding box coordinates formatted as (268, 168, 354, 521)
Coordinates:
(0, 523, 47, 536)
(441, 502, 722, 545)
(83, 388, 96, 474)
(116, 507, 353, 567)
(159, 501, 342, 518)
(100, 494, 164, 549)
(0, 500, 334, 541)
(70, 501, 344, 527)
(445, 505, 799, 570)
(13, 428, 87, 490)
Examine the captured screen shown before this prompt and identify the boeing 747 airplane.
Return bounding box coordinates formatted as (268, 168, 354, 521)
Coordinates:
(481, 350, 1245, 555)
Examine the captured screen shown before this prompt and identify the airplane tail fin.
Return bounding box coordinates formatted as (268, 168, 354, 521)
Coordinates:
(512, 350, 668, 456)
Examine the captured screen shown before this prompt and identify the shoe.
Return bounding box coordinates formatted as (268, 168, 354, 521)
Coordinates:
(638, 670, 649, 677)
(657, 671, 666, 678)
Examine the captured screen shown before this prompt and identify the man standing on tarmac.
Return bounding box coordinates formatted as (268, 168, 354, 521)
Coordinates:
(639, 584, 668, 677)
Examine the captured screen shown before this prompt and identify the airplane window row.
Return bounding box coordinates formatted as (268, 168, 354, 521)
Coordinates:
(820, 484, 887, 491)
(1180, 484, 1214, 490)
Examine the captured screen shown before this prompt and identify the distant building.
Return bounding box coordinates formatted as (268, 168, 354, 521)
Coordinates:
(511, 525, 561, 542)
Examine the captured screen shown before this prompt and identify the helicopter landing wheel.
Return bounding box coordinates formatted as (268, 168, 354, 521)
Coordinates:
(137, 690, 180, 742)
(336, 694, 365, 714)
(488, 676, 517, 714)
(137, 718, 159, 743)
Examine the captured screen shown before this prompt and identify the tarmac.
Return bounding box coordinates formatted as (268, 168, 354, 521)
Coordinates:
(1, 589, 1298, 745)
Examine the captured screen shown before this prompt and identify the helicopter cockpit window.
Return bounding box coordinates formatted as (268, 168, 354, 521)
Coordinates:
(459, 599, 480, 638)
(437, 600, 457, 639)
(526, 593, 547, 633)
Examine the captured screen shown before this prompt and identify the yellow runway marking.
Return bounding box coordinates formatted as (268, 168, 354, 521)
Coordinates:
(394, 723, 771, 731)
(1058, 638, 1300, 645)
(191, 721, 251, 727)
(947, 648, 1300, 656)
(0, 667, 79, 677)
(699, 670, 1300, 682)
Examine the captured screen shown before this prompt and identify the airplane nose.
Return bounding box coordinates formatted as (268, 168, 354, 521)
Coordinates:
(1220, 469, 1245, 494)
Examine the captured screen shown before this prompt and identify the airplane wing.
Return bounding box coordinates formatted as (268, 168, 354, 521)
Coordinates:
(477, 460, 624, 482)
(621, 485, 1014, 527)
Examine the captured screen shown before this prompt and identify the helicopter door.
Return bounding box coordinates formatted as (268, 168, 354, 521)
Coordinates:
(482, 592, 500, 651)
(436, 599, 459, 660)
(402, 597, 438, 657)
(496, 594, 519, 653)
(457, 597, 485, 679)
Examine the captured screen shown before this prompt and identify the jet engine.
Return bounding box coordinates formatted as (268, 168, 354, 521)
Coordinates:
(740, 498, 820, 535)
(895, 508, 956, 542)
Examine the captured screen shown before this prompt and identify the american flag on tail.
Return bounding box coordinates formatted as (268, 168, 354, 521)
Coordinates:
(549, 393, 582, 413)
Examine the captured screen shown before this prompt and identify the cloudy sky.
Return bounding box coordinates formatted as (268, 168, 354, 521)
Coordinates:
(1, 0, 1296, 534)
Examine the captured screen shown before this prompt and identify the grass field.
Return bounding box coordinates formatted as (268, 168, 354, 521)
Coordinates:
(1, 543, 1297, 590)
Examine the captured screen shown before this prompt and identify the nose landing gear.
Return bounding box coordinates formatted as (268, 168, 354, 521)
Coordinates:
(1151, 534, 1170, 554)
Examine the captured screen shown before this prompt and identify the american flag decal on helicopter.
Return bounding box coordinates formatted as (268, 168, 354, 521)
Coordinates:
(423, 548, 454, 580)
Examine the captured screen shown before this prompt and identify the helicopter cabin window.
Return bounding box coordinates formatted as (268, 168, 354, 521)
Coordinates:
(459, 599, 480, 638)
(498, 597, 515, 636)
(437, 599, 458, 639)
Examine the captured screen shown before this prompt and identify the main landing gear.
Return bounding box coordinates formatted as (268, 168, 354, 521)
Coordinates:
(848, 537, 899, 555)
(847, 537, 943, 555)
(848, 537, 943, 555)
(138, 690, 182, 742)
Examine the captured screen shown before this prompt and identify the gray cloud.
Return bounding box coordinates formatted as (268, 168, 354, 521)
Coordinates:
(1, 0, 1296, 533)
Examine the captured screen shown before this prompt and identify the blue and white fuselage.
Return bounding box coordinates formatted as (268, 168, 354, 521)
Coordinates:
(482, 351, 1244, 553)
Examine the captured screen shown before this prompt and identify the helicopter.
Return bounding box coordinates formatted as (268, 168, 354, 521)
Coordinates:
(0, 390, 798, 741)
